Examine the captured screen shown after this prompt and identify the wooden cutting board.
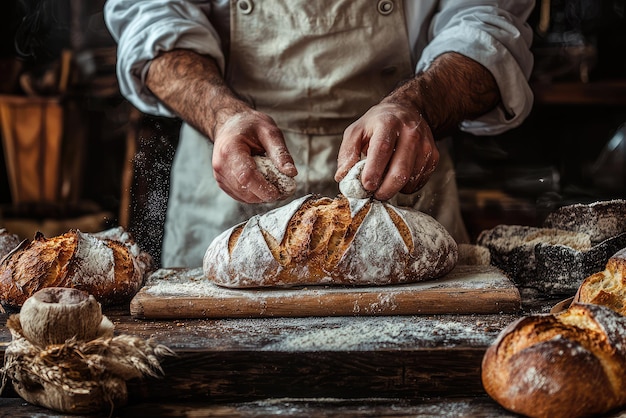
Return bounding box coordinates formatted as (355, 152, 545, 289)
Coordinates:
(130, 265, 521, 319)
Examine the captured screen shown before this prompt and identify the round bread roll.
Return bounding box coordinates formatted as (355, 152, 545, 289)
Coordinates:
(0, 227, 153, 307)
(482, 303, 626, 418)
(19, 287, 114, 346)
(254, 155, 296, 199)
(203, 194, 458, 288)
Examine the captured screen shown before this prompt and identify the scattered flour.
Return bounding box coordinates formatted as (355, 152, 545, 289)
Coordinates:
(141, 266, 516, 318)
(164, 314, 514, 352)
(238, 397, 500, 417)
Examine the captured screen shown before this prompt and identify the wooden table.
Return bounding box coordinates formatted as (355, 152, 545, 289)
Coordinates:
(1, 294, 623, 417)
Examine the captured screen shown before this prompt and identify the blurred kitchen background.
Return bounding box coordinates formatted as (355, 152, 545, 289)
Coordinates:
(1, 0, 625, 267)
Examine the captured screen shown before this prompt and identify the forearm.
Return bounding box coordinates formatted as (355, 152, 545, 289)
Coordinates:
(145, 49, 249, 141)
(383, 52, 501, 138)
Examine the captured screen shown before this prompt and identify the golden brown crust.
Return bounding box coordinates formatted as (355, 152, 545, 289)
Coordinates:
(203, 194, 458, 288)
(576, 248, 626, 315)
(482, 303, 626, 418)
(0, 229, 153, 307)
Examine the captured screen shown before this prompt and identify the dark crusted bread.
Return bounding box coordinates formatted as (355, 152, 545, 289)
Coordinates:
(203, 194, 458, 288)
(482, 303, 626, 418)
(477, 224, 626, 295)
(0, 227, 153, 307)
(543, 199, 626, 243)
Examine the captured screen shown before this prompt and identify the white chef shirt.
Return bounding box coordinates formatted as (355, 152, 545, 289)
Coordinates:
(104, 0, 535, 136)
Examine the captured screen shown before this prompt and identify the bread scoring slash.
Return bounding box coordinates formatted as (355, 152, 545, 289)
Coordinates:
(203, 194, 458, 288)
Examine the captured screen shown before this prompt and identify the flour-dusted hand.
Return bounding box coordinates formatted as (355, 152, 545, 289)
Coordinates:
(212, 111, 297, 203)
(336, 52, 503, 202)
(336, 102, 438, 201)
(253, 155, 297, 200)
(145, 50, 297, 204)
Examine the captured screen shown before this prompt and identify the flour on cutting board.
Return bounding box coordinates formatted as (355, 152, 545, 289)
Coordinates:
(138, 268, 517, 351)
(143, 265, 513, 297)
(136, 265, 518, 317)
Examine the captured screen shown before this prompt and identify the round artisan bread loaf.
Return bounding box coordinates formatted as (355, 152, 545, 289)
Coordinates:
(482, 303, 626, 418)
(203, 194, 458, 288)
(0, 227, 153, 307)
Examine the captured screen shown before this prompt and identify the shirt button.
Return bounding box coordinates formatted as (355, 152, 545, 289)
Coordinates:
(238, 0, 254, 14)
(377, 0, 394, 15)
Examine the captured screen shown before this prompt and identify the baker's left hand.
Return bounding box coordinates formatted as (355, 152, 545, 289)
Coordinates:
(335, 102, 439, 201)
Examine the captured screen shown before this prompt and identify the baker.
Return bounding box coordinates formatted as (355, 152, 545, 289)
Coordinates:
(104, 0, 535, 268)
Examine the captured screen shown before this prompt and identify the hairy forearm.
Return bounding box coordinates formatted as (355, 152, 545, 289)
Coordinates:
(145, 49, 249, 140)
(383, 52, 501, 138)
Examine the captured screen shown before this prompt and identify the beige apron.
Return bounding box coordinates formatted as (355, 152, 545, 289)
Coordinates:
(162, 0, 468, 268)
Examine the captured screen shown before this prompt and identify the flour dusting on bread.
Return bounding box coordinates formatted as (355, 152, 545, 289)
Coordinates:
(203, 194, 457, 288)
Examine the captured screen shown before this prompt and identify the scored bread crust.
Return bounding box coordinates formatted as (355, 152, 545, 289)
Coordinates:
(203, 194, 458, 288)
(0, 227, 153, 307)
(482, 303, 626, 418)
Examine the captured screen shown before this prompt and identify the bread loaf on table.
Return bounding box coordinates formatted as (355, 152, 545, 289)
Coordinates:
(203, 194, 458, 288)
(575, 247, 626, 314)
(543, 199, 626, 243)
(476, 224, 626, 295)
(482, 303, 626, 418)
(0, 227, 153, 307)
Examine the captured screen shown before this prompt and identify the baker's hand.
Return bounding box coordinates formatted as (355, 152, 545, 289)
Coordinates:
(212, 110, 297, 203)
(335, 102, 439, 201)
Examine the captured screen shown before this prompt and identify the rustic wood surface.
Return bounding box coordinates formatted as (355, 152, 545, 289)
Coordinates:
(0, 396, 519, 417)
(3, 292, 623, 416)
(3, 395, 626, 417)
(131, 265, 521, 319)
(2, 303, 520, 405)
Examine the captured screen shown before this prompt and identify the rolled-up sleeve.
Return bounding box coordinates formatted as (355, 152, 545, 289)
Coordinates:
(104, 0, 225, 117)
(416, 0, 535, 135)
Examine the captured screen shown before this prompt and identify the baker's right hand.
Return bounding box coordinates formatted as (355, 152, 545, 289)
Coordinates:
(212, 110, 297, 203)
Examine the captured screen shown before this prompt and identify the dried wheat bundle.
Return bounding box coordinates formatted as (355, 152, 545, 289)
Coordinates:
(0, 287, 174, 414)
